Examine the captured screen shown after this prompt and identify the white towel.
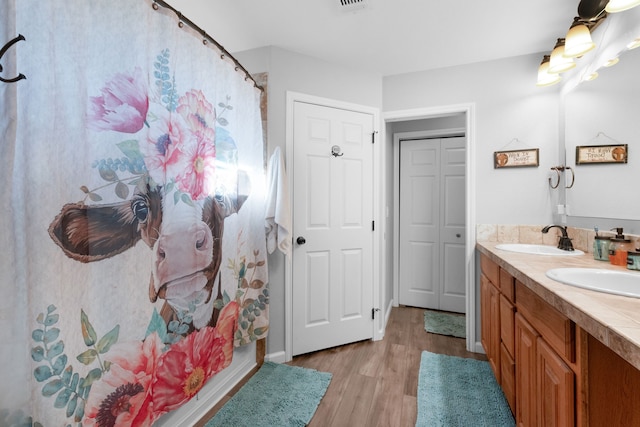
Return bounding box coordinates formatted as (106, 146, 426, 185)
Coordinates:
(265, 146, 292, 255)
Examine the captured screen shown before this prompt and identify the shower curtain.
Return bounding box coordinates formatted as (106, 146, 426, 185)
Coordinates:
(0, 1, 268, 425)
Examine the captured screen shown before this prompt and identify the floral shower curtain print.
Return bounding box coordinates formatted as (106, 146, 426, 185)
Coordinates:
(0, 1, 268, 425)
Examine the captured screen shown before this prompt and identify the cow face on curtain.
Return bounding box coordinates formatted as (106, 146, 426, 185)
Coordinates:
(0, 1, 268, 425)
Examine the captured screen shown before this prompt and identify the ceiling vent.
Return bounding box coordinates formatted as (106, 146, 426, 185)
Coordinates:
(338, 0, 369, 13)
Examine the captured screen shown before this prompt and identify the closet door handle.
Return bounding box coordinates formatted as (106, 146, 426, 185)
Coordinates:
(296, 236, 306, 245)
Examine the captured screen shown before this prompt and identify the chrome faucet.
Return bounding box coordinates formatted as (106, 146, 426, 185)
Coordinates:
(541, 225, 575, 251)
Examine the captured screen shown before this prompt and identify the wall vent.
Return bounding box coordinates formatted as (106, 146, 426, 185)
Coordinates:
(338, 0, 369, 13)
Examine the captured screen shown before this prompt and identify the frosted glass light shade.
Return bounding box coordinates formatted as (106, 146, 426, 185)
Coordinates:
(627, 37, 640, 49)
(537, 56, 561, 87)
(564, 22, 596, 57)
(605, 0, 640, 12)
(548, 39, 576, 73)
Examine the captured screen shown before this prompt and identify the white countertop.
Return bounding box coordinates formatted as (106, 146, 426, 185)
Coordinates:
(477, 241, 640, 371)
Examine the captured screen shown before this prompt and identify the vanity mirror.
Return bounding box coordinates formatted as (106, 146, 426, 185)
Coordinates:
(561, 7, 640, 227)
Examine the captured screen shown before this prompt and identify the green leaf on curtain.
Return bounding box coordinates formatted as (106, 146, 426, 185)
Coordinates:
(47, 341, 64, 360)
(66, 394, 78, 418)
(116, 140, 144, 162)
(83, 368, 102, 387)
(88, 192, 103, 202)
(54, 388, 72, 409)
(75, 399, 86, 422)
(44, 327, 60, 344)
(76, 349, 97, 365)
(115, 181, 129, 199)
(34, 365, 53, 382)
(145, 308, 168, 342)
(96, 325, 120, 354)
(44, 313, 59, 327)
(32, 329, 45, 342)
(31, 346, 45, 362)
(80, 309, 97, 346)
(61, 366, 73, 386)
(52, 354, 67, 375)
(42, 379, 64, 397)
(98, 168, 118, 182)
(181, 192, 194, 207)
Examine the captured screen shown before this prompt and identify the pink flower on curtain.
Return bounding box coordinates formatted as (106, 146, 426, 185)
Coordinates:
(177, 89, 216, 143)
(140, 108, 192, 186)
(175, 136, 216, 200)
(150, 302, 238, 415)
(175, 90, 217, 200)
(82, 332, 163, 427)
(88, 67, 149, 134)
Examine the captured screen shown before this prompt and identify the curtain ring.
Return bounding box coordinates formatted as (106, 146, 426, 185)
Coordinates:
(565, 166, 575, 189)
(549, 167, 561, 189)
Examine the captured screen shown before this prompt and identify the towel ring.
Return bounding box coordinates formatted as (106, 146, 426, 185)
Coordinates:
(565, 166, 575, 189)
(549, 167, 561, 189)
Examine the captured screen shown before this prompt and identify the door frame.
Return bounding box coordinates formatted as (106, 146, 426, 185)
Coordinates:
(385, 103, 478, 353)
(284, 91, 382, 362)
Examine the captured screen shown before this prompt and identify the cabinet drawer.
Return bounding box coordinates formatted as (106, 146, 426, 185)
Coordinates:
(499, 269, 515, 303)
(500, 342, 516, 416)
(480, 253, 500, 285)
(500, 294, 515, 356)
(516, 283, 575, 363)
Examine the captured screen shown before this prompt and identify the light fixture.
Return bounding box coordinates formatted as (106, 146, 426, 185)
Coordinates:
(604, 56, 620, 66)
(605, 0, 640, 12)
(548, 39, 576, 73)
(627, 37, 640, 49)
(537, 55, 562, 86)
(583, 71, 599, 81)
(564, 18, 596, 57)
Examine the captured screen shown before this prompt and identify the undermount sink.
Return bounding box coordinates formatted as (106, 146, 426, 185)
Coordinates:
(546, 268, 640, 298)
(495, 243, 584, 256)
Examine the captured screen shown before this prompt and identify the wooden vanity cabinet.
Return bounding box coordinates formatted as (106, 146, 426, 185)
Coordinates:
(515, 279, 579, 427)
(480, 254, 516, 412)
(480, 253, 582, 425)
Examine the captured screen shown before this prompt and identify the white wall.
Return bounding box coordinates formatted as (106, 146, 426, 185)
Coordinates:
(384, 53, 562, 225)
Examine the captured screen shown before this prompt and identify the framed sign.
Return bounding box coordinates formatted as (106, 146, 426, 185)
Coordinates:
(494, 148, 539, 168)
(576, 144, 628, 165)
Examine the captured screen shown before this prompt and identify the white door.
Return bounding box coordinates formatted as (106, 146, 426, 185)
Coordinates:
(398, 137, 466, 312)
(292, 101, 374, 356)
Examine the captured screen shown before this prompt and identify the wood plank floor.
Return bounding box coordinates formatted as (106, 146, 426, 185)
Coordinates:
(196, 306, 486, 427)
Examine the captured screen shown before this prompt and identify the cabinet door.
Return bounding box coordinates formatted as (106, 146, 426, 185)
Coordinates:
(538, 338, 575, 427)
(481, 274, 491, 356)
(500, 293, 515, 356)
(516, 313, 538, 427)
(481, 274, 501, 380)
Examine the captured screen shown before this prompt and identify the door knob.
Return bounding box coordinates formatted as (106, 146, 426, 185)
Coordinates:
(296, 236, 306, 245)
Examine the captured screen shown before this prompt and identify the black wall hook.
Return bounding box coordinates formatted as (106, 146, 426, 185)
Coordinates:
(0, 34, 27, 84)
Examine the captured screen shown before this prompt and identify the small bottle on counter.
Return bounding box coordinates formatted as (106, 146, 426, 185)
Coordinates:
(627, 250, 640, 271)
(593, 235, 611, 261)
(609, 228, 634, 267)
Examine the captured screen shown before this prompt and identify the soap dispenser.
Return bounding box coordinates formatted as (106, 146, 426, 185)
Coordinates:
(609, 228, 634, 266)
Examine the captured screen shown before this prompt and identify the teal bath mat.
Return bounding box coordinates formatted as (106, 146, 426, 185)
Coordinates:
(416, 351, 514, 426)
(423, 310, 466, 338)
(204, 361, 332, 427)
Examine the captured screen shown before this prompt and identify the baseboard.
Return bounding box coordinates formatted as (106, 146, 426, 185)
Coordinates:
(265, 350, 286, 364)
(474, 340, 486, 354)
(155, 343, 256, 426)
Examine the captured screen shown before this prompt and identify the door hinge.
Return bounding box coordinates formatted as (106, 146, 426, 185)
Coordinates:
(371, 308, 380, 319)
(371, 220, 375, 231)
(371, 131, 378, 144)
